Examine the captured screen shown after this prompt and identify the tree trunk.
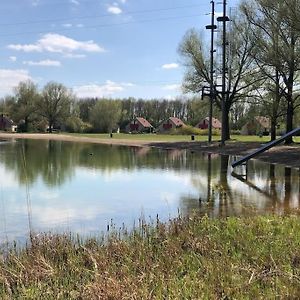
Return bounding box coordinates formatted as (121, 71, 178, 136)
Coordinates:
(270, 118, 276, 141)
(285, 99, 294, 144)
(24, 116, 29, 132)
(223, 104, 231, 141)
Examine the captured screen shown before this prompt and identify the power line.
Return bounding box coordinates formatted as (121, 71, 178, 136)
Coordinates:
(0, 4, 209, 27)
(0, 14, 206, 38)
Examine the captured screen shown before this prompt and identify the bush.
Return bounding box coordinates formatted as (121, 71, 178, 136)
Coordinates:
(65, 116, 92, 133)
(230, 129, 241, 135)
(169, 125, 221, 136)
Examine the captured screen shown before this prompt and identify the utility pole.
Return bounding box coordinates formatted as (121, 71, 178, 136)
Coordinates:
(217, 0, 230, 146)
(206, 1, 217, 144)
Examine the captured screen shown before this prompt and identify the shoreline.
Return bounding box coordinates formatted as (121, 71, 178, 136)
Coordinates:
(0, 132, 299, 169)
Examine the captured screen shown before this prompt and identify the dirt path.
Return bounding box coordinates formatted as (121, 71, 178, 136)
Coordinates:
(0, 133, 299, 168)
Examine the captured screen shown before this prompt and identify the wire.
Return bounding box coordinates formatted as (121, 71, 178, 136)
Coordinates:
(0, 4, 209, 27)
(0, 14, 205, 38)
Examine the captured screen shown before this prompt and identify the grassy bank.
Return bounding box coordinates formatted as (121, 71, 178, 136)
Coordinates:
(67, 132, 300, 143)
(1, 215, 300, 299)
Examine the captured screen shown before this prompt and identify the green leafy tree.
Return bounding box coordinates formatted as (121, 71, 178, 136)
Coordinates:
(89, 99, 122, 133)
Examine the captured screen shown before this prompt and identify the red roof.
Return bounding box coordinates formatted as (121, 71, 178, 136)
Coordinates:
(169, 117, 185, 126)
(204, 117, 222, 128)
(136, 117, 153, 128)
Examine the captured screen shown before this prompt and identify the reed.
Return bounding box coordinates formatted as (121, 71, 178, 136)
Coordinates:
(1, 214, 300, 299)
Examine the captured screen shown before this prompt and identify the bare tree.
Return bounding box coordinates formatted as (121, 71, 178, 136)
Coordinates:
(242, 0, 300, 143)
(14, 80, 39, 132)
(178, 14, 263, 140)
(39, 82, 73, 132)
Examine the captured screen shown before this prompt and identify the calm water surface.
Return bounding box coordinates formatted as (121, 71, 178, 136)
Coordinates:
(0, 138, 299, 244)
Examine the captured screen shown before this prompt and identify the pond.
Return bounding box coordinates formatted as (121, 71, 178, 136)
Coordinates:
(0, 138, 299, 244)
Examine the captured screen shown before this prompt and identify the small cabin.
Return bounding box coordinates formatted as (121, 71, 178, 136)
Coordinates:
(196, 117, 222, 130)
(125, 117, 153, 133)
(157, 117, 186, 132)
(0, 114, 16, 132)
(241, 116, 270, 135)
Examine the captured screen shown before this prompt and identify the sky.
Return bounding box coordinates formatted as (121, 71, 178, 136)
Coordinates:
(0, 0, 239, 99)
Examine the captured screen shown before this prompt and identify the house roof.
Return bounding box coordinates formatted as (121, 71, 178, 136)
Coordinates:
(0, 115, 14, 125)
(169, 117, 185, 126)
(254, 116, 270, 128)
(136, 117, 152, 128)
(196, 117, 221, 128)
(204, 117, 222, 127)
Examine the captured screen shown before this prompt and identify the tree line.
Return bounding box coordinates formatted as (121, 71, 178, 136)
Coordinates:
(0, 80, 220, 133)
(2, 0, 300, 138)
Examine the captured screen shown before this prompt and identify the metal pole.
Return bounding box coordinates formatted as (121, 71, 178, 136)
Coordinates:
(221, 0, 227, 146)
(208, 0, 215, 144)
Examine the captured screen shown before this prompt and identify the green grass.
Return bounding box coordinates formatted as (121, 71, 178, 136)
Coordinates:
(1, 215, 300, 299)
(66, 132, 216, 142)
(65, 132, 300, 143)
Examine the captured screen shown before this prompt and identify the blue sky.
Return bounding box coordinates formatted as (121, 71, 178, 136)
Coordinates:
(0, 0, 239, 99)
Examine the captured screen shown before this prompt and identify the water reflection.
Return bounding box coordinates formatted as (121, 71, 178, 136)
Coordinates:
(0, 139, 299, 244)
(181, 155, 300, 217)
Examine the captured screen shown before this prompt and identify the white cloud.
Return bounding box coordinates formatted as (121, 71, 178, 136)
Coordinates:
(76, 24, 84, 28)
(31, 0, 40, 6)
(0, 69, 32, 95)
(73, 80, 134, 98)
(120, 0, 126, 3)
(163, 84, 181, 91)
(8, 33, 105, 54)
(9, 56, 17, 62)
(108, 5, 122, 14)
(70, 0, 80, 4)
(64, 53, 86, 58)
(62, 23, 72, 28)
(162, 63, 179, 70)
(165, 95, 176, 101)
(23, 59, 61, 67)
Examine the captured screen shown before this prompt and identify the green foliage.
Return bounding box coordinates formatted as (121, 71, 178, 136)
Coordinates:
(89, 99, 122, 132)
(169, 125, 221, 136)
(1, 215, 300, 298)
(230, 129, 241, 135)
(13, 80, 40, 132)
(65, 116, 90, 133)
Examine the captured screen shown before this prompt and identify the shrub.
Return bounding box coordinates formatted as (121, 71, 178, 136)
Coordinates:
(230, 129, 241, 135)
(65, 116, 92, 133)
(169, 125, 221, 136)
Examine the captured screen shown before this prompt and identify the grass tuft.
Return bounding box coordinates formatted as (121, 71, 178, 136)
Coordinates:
(1, 215, 300, 298)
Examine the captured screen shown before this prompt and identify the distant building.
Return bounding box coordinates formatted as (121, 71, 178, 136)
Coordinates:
(196, 117, 222, 130)
(241, 116, 270, 135)
(125, 117, 153, 133)
(157, 117, 186, 132)
(0, 114, 16, 132)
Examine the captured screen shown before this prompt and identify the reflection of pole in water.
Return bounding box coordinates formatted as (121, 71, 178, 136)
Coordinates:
(284, 167, 292, 213)
(219, 155, 230, 216)
(269, 164, 277, 199)
(206, 154, 212, 202)
(298, 169, 300, 203)
(21, 142, 33, 242)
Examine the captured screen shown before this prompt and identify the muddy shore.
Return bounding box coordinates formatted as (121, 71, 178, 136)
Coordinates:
(0, 133, 299, 169)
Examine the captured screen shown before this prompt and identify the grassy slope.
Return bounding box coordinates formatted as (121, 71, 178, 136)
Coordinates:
(1, 215, 300, 299)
